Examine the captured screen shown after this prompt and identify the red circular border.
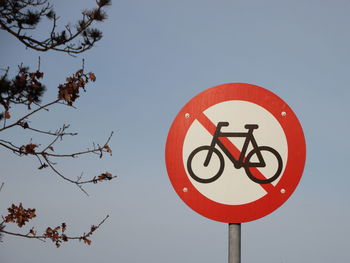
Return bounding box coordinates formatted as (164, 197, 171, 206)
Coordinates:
(165, 83, 306, 223)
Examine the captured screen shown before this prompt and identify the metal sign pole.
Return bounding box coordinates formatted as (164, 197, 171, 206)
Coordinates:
(228, 223, 241, 263)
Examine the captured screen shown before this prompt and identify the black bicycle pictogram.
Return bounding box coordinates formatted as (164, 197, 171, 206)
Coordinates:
(187, 122, 283, 184)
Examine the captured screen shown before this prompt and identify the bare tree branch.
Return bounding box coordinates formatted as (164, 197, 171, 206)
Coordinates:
(19, 123, 78, 136)
(0, 0, 112, 55)
(0, 99, 60, 132)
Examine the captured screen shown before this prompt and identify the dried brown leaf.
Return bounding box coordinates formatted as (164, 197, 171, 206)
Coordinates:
(4, 111, 10, 119)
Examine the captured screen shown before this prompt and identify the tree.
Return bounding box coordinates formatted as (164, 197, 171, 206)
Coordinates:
(0, 0, 115, 248)
(0, 0, 110, 54)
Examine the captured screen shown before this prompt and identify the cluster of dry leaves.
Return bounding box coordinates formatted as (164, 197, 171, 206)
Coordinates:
(0, 67, 46, 121)
(4, 203, 36, 228)
(1, 203, 107, 247)
(58, 69, 96, 105)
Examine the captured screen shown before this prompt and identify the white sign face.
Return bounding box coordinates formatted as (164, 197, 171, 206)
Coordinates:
(183, 100, 288, 205)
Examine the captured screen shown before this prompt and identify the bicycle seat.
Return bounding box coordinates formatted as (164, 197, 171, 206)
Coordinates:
(244, 124, 259, 129)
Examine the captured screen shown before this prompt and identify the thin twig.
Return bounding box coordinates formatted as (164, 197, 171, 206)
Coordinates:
(38, 131, 113, 158)
(37, 56, 41, 71)
(0, 141, 20, 154)
(0, 139, 20, 149)
(22, 125, 78, 137)
(0, 215, 109, 244)
(0, 99, 60, 132)
(0, 229, 46, 242)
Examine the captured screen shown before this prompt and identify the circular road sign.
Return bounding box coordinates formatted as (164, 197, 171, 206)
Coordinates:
(165, 83, 306, 223)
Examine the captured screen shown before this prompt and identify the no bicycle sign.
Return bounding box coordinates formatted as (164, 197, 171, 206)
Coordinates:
(165, 83, 306, 223)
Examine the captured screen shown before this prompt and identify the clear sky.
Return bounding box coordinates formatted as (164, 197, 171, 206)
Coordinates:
(1, 0, 349, 262)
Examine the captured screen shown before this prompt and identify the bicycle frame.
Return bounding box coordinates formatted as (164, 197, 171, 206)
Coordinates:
(204, 122, 266, 169)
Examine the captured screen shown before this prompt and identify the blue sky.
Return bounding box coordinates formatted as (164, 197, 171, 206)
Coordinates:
(1, 0, 350, 262)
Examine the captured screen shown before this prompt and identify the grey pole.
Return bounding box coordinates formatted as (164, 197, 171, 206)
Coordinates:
(228, 223, 241, 263)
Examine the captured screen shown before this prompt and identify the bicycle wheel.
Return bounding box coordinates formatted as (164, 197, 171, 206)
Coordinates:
(187, 146, 225, 183)
(244, 146, 283, 184)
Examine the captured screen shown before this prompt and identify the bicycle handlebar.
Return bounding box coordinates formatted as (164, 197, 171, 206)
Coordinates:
(217, 122, 230, 127)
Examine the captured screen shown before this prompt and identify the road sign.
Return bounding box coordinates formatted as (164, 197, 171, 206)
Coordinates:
(165, 83, 306, 223)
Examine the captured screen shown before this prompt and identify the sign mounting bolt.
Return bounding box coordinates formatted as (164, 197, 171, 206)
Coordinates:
(183, 187, 188, 193)
(281, 111, 287, 117)
(185, 113, 190, 118)
(281, 188, 286, 194)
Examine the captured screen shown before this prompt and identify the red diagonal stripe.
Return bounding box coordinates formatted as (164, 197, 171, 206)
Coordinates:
(196, 113, 275, 193)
